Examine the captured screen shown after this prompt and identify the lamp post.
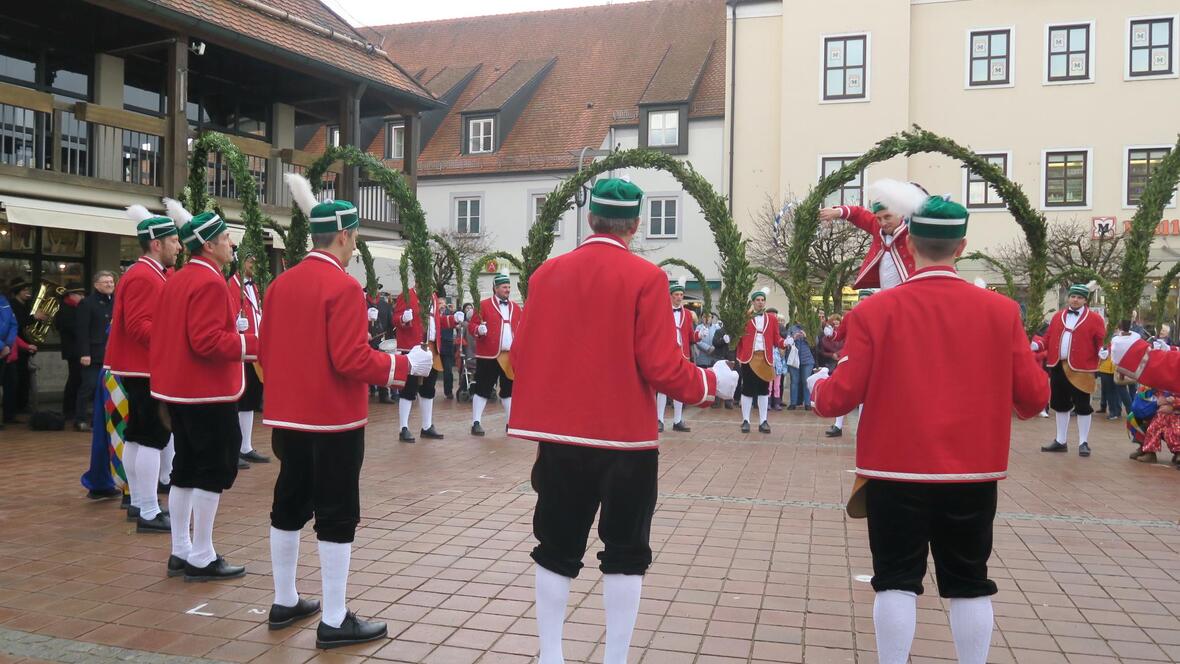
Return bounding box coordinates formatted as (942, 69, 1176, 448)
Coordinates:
(572, 147, 615, 246)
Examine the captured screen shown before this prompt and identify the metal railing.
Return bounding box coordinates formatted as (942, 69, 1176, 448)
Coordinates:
(0, 103, 48, 169)
(208, 151, 267, 202)
(357, 180, 398, 224)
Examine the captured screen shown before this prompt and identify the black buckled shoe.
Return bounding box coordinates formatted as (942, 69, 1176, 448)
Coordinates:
(316, 611, 387, 649)
(1041, 440, 1068, 453)
(126, 506, 139, 522)
(1078, 442, 1091, 457)
(269, 598, 321, 630)
(240, 450, 270, 463)
(740, 420, 750, 433)
(167, 555, 186, 577)
(87, 487, 121, 500)
(399, 427, 416, 443)
(420, 426, 444, 440)
(238, 458, 250, 469)
(672, 421, 691, 433)
(758, 420, 771, 434)
(824, 425, 842, 438)
(136, 512, 171, 533)
(471, 422, 485, 436)
(184, 556, 246, 582)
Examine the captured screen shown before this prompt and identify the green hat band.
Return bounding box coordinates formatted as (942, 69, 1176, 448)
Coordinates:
(669, 284, 684, 294)
(181, 213, 227, 251)
(493, 274, 511, 286)
(1069, 284, 1090, 298)
(588, 178, 644, 219)
(750, 289, 767, 302)
(870, 202, 886, 213)
(309, 200, 359, 234)
(137, 217, 178, 240)
(908, 196, 969, 239)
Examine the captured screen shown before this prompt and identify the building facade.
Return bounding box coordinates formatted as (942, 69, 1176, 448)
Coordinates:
(727, 0, 1179, 308)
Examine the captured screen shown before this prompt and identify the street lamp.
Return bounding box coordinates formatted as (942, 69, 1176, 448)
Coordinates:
(571, 147, 615, 245)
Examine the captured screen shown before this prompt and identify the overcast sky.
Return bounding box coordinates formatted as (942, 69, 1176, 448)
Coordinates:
(327, 0, 648, 26)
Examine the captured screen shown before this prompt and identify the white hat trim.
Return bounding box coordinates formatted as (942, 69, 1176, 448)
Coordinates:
(590, 195, 640, 208)
(309, 204, 359, 230)
(910, 215, 967, 226)
(182, 214, 223, 244)
(137, 221, 176, 237)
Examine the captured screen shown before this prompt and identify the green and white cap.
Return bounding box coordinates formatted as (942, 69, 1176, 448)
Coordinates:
(750, 286, 768, 302)
(1069, 282, 1096, 299)
(493, 267, 511, 286)
(909, 196, 969, 239)
(309, 200, 359, 234)
(125, 205, 178, 240)
(589, 178, 643, 219)
(669, 276, 686, 294)
(181, 211, 228, 252)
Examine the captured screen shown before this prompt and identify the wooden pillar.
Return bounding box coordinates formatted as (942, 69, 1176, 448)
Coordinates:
(403, 113, 419, 194)
(165, 36, 189, 198)
(337, 86, 361, 204)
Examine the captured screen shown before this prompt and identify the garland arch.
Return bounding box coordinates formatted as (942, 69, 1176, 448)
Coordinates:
(788, 126, 1048, 337)
(529, 148, 753, 345)
(658, 257, 712, 319)
(468, 251, 525, 306)
(955, 251, 1017, 301)
(1150, 260, 1180, 331)
(820, 257, 859, 315)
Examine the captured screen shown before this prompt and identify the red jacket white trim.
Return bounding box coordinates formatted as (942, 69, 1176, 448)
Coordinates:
(150, 255, 259, 403)
(507, 234, 718, 450)
(468, 296, 522, 359)
(392, 288, 459, 351)
(735, 311, 786, 365)
(672, 307, 696, 361)
(811, 267, 1049, 483)
(228, 273, 261, 337)
(1040, 306, 1105, 373)
(261, 251, 408, 432)
(104, 256, 167, 377)
(838, 205, 916, 290)
(1118, 338, 1178, 387)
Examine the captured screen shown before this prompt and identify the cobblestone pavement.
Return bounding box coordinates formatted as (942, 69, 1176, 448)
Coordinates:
(2, 398, 1179, 663)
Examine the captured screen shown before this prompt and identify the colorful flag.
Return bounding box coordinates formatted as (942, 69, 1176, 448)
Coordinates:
(105, 370, 130, 489)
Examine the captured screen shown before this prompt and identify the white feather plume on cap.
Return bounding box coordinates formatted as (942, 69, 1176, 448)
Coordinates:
(1086, 280, 1098, 292)
(125, 204, 154, 223)
(678, 275, 687, 290)
(866, 179, 929, 220)
(162, 198, 192, 225)
(284, 172, 318, 218)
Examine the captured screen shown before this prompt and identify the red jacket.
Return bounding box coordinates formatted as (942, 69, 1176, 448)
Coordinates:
(735, 311, 786, 364)
(672, 307, 697, 361)
(1118, 338, 1179, 389)
(228, 274, 261, 337)
(811, 267, 1048, 482)
(1040, 307, 1105, 372)
(508, 234, 718, 450)
(392, 288, 460, 351)
(104, 256, 167, 377)
(150, 255, 259, 403)
(261, 251, 407, 432)
(468, 296, 522, 359)
(838, 205, 916, 290)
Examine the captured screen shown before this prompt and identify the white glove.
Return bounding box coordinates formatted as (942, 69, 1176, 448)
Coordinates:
(407, 345, 433, 377)
(1098, 347, 1110, 360)
(806, 367, 830, 395)
(785, 336, 795, 347)
(453, 310, 466, 323)
(1110, 334, 1136, 365)
(1029, 341, 1040, 352)
(722, 334, 730, 344)
(401, 309, 413, 323)
(712, 360, 738, 400)
(478, 323, 488, 336)
(367, 307, 378, 322)
(236, 316, 249, 332)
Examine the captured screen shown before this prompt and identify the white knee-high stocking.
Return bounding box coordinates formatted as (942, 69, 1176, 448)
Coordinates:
(672, 400, 684, 424)
(502, 396, 511, 420)
(398, 398, 413, 430)
(472, 395, 487, 424)
(123, 442, 140, 509)
(158, 436, 174, 485)
(133, 448, 162, 520)
(535, 565, 570, 664)
(168, 485, 193, 561)
(655, 393, 667, 425)
(948, 596, 993, 664)
(603, 574, 643, 664)
(319, 540, 351, 629)
(1055, 410, 1070, 444)
(874, 590, 917, 664)
(270, 527, 301, 608)
(420, 397, 435, 430)
(238, 411, 255, 454)
(757, 395, 769, 423)
(1077, 413, 1092, 444)
(740, 395, 753, 422)
(188, 489, 220, 568)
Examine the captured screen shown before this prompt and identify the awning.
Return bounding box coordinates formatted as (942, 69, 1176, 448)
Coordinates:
(362, 242, 404, 262)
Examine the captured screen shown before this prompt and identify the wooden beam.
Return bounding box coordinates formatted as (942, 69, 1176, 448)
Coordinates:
(225, 133, 274, 159)
(278, 148, 342, 173)
(0, 81, 54, 114)
(72, 103, 168, 136)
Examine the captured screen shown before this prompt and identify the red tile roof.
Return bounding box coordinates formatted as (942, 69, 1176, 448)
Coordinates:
(364, 0, 726, 176)
(138, 0, 437, 107)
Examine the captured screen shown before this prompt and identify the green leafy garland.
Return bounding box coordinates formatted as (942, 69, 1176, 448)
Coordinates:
(1151, 261, 1180, 330)
(751, 266, 792, 310)
(820, 257, 859, 314)
(1112, 135, 1180, 330)
(430, 233, 464, 309)
(184, 132, 271, 296)
(530, 148, 752, 346)
(468, 251, 524, 306)
(788, 125, 1048, 337)
(658, 257, 712, 319)
(354, 239, 379, 299)
(956, 251, 1018, 301)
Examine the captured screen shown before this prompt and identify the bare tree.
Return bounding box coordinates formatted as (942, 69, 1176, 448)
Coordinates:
(747, 194, 871, 312)
(432, 230, 495, 298)
(993, 218, 1128, 288)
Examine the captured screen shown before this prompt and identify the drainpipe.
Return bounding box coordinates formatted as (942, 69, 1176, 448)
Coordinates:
(727, 2, 737, 215)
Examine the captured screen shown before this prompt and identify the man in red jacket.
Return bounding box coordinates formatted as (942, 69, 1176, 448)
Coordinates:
(1031, 283, 1105, 457)
(264, 176, 433, 648)
(735, 287, 787, 433)
(809, 192, 1048, 664)
(656, 277, 698, 433)
(508, 178, 738, 664)
(467, 269, 521, 436)
(391, 287, 465, 441)
(151, 208, 259, 582)
(229, 249, 268, 467)
(106, 205, 181, 532)
(818, 184, 918, 291)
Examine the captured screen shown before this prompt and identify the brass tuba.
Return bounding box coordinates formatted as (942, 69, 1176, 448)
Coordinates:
(26, 281, 65, 344)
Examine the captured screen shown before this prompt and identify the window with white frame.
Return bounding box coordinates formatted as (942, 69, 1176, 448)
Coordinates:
(327, 125, 340, 147)
(385, 122, 404, 159)
(455, 197, 481, 235)
(531, 193, 560, 235)
(965, 153, 1008, 208)
(823, 34, 868, 100)
(467, 117, 494, 154)
(647, 197, 678, 238)
(1127, 147, 1173, 206)
(1047, 23, 1092, 82)
(647, 110, 679, 147)
(1044, 151, 1088, 207)
(969, 29, 1011, 86)
(820, 156, 865, 207)
(1129, 17, 1175, 77)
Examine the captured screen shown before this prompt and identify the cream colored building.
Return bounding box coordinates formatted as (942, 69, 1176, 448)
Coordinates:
(725, 0, 1180, 297)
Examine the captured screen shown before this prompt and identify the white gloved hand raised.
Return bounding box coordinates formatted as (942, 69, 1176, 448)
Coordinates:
(407, 345, 433, 377)
(1110, 334, 1136, 365)
(806, 367, 830, 395)
(453, 310, 465, 324)
(478, 323, 488, 336)
(1029, 341, 1040, 352)
(722, 334, 731, 344)
(401, 309, 413, 323)
(367, 307, 378, 322)
(236, 316, 249, 332)
(712, 360, 738, 400)
(1098, 347, 1110, 360)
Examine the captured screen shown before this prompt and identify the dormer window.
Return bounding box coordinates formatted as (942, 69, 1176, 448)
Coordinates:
(327, 125, 340, 147)
(467, 116, 495, 154)
(647, 110, 679, 147)
(386, 121, 405, 159)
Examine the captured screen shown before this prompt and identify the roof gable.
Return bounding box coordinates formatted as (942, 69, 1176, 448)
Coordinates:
(463, 58, 556, 114)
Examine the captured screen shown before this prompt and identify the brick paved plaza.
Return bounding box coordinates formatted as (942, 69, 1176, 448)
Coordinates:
(2, 400, 1179, 664)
